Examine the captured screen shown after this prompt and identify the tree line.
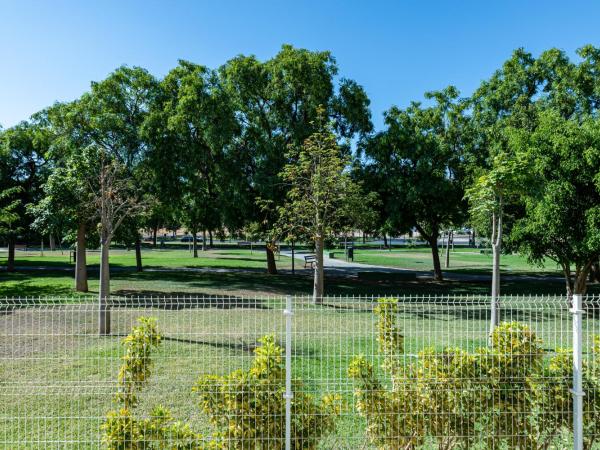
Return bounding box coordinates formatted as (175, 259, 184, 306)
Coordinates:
(2, 44, 600, 301)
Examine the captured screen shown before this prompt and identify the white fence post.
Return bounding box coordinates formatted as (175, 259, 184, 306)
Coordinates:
(283, 295, 294, 450)
(571, 293, 585, 450)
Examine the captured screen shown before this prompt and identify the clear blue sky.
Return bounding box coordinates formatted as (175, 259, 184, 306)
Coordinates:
(2, 0, 600, 130)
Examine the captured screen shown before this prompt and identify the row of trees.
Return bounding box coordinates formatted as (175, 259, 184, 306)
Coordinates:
(2, 44, 600, 302)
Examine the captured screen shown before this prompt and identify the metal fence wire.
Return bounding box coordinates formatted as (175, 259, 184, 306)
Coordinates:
(0, 294, 598, 449)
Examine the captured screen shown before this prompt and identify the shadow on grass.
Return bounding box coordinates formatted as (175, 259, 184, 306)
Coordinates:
(2, 267, 598, 302)
(403, 305, 562, 322)
(110, 293, 270, 310)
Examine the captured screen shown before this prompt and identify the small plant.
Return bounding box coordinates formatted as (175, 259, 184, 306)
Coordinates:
(102, 317, 206, 449)
(349, 297, 600, 449)
(103, 323, 339, 449)
(194, 335, 341, 449)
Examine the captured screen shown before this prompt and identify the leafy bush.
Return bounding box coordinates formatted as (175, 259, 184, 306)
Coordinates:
(194, 335, 341, 449)
(103, 323, 340, 449)
(102, 317, 206, 449)
(349, 297, 600, 449)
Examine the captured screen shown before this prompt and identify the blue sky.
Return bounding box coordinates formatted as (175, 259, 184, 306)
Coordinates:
(2, 0, 600, 130)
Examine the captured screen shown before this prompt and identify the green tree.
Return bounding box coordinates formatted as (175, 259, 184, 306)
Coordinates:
(65, 67, 157, 330)
(220, 44, 372, 274)
(462, 48, 541, 329)
(465, 151, 525, 334)
(276, 114, 375, 303)
(0, 186, 22, 272)
(146, 61, 238, 257)
(28, 102, 97, 291)
(509, 111, 600, 295)
(75, 65, 158, 276)
(0, 120, 50, 271)
(365, 87, 468, 281)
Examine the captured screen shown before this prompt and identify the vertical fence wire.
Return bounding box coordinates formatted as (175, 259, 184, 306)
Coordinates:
(0, 294, 596, 449)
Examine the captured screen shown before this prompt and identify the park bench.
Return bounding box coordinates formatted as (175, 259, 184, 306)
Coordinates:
(304, 254, 316, 268)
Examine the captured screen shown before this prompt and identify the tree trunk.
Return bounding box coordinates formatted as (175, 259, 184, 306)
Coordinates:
(429, 236, 443, 281)
(202, 230, 207, 251)
(7, 238, 15, 273)
(152, 226, 158, 247)
(445, 231, 450, 268)
(490, 242, 501, 332)
(98, 235, 111, 335)
(574, 271, 589, 295)
(75, 222, 88, 292)
(589, 259, 600, 283)
(571, 261, 593, 295)
(209, 230, 213, 248)
(563, 264, 574, 297)
(49, 234, 56, 251)
(418, 226, 443, 280)
(192, 231, 198, 258)
(291, 240, 295, 275)
(383, 233, 388, 248)
(313, 236, 325, 304)
(266, 242, 277, 274)
(489, 207, 502, 339)
(135, 236, 143, 272)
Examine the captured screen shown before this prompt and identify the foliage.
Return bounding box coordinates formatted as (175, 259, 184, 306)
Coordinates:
(104, 321, 340, 449)
(194, 335, 341, 449)
(363, 87, 469, 281)
(102, 317, 207, 449)
(276, 112, 376, 241)
(0, 186, 23, 238)
(349, 297, 600, 449)
(114, 317, 162, 408)
(220, 44, 372, 272)
(508, 111, 600, 294)
(0, 119, 50, 243)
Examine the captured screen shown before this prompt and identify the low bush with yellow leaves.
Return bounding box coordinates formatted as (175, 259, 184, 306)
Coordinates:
(349, 297, 600, 450)
(102, 320, 340, 449)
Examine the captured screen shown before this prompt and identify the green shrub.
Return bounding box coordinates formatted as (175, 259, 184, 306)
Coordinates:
(102, 317, 207, 449)
(194, 335, 341, 450)
(103, 324, 339, 449)
(349, 297, 600, 450)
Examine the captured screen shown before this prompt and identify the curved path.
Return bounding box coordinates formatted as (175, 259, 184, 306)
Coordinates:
(279, 250, 564, 282)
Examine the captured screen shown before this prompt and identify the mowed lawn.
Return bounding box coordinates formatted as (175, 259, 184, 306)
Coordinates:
(1, 247, 598, 298)
(0, 247, 294, 270)
(0, 297, 584, 449)
(352, 246, 561, 275)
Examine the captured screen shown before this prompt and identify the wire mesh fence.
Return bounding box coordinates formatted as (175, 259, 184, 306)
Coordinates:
(1, 294, 599, 449)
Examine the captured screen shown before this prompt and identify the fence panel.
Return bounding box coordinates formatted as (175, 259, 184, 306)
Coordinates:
(0, 294, 598, 449)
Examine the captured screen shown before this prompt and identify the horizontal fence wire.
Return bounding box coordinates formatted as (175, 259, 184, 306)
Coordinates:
(0, 294, 599, 449)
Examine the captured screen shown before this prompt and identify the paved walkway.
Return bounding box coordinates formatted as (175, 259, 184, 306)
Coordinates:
(280, 250, 564, 282)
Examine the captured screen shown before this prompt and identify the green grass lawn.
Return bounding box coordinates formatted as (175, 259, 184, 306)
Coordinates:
(352, 247, 560, 275)
(2, 266, 595, 299)
(0, 247, 293, 270)
(1, 246, 597, 298)
(0, 297, 587, 449)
